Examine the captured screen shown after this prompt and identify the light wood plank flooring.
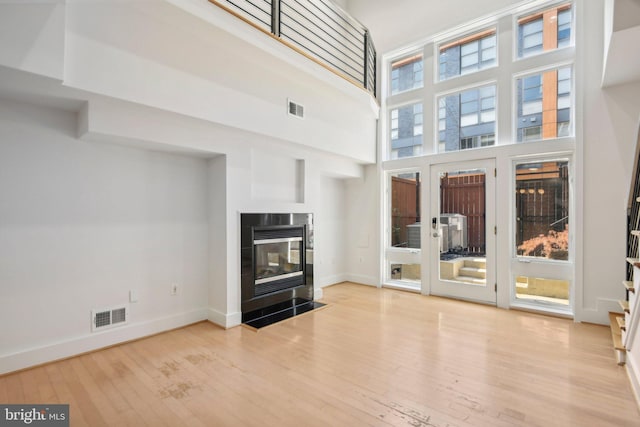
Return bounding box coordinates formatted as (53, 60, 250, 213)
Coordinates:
(2, 283, 639, 426)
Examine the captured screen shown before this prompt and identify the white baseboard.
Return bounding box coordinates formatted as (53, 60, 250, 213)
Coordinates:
(626, 350, 640, 410)
(577, 298, 621, 325)
(0, 308, 209, 375)
(208, 308, 242, 329)
(315, 273, 349, 288)
(343, 274, 379, 287)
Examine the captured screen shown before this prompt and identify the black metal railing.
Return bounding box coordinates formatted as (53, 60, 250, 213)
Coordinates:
(627, 141, 640, 280)
(211, 0, 376, 96)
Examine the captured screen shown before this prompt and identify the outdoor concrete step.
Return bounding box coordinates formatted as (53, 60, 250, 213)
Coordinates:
(463, 258, 486, 269)
(454, 275, 486, 285)
(459, 266, 486, 279)
(515, 278, 528, 288)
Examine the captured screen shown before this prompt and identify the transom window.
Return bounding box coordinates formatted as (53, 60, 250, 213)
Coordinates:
(390, 53, 424, 95)
(386, 3, 575, 158)
(438, 85, 496, 153)
(516, 66, 572, 142)
(439, 29, 497, 81)
(390, 103, 423, 159)
(517, 3, 573, 58)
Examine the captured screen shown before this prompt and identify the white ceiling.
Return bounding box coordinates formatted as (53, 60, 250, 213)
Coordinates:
(345, 0, 525, 53)
(602, 0, 640, 87)
(343, 0, 640, 88)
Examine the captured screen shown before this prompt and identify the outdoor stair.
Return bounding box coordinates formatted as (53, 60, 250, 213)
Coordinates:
(458, 266, 486, 279)
(454, 259, 486, 285)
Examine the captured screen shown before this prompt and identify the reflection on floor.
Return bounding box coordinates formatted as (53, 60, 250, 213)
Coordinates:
(243, 300, 327, 330)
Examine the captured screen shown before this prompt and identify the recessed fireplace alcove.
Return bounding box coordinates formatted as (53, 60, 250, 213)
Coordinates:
(240, 213, 324, 329)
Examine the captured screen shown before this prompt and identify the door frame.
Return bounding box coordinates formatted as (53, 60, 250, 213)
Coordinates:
(429, 158, 497, 305)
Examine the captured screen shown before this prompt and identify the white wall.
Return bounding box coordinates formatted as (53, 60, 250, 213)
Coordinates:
(313, 175, 349, 287)
(207, 155, 229, 326)
(344, 164, 380, 286)
(579, 0, 640, 322)
(0, 2, 65, 80)
(62, 0, 377, 164)
(0, 97, 361, 371)
(220, 148, 357, 321)
(0, 99, 210, 373)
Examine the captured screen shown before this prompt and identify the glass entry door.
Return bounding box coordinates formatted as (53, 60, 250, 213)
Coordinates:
(430, 159, 496, 304)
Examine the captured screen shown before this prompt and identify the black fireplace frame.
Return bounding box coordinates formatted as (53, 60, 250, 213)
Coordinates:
(241, 213, 314, 325)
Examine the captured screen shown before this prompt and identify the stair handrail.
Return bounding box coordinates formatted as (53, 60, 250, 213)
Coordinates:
(625, 127, 640, 351)
(627, 128, 640, 279)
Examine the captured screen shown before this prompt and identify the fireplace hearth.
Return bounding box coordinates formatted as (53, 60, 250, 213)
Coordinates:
(241, 213, 323, 328)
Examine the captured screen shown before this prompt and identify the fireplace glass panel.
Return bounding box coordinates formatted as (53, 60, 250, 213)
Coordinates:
(255, 239, 302, 283)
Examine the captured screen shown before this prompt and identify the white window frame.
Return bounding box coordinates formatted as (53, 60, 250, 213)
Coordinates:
(437, 27, 498, 82)
(513, 1, 576, 62)
(510, 154, 574, 316)
(513, 62, 575, 143)
(379, 0, 578, 318)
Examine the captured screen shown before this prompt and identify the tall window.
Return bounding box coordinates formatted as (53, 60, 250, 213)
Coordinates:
(519, 17, 543, 57)
(516, 66, 572, 142)
(517, 4, 572, 58)
(515, 160, 570, 261)
(439, 29, 497, 81)
(438, 85, 496, 152)
(390, 103, 423, 159)
(387, 171, 422, 288)
(390, 172, 421, 248)
(390, 54, 424, 95)
(382, 0, 576, 314)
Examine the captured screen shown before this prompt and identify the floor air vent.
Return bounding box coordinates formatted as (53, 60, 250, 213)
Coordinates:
(288, 99, 304, 118)
(91, 305, 128, 332)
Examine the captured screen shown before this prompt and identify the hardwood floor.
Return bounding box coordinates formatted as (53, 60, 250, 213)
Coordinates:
(2, 282, 639, 426)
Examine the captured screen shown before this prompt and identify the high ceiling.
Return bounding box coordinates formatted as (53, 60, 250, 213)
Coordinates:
(602, 0, 640, 87)
(344, 0, 640, 88)
(345, 0, 525, 53)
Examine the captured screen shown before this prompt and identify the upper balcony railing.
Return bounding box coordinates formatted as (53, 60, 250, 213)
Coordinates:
(209, 0, 377, 97)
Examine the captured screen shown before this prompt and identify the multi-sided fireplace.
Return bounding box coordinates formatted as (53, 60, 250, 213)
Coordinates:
(241, 213, 322, 328)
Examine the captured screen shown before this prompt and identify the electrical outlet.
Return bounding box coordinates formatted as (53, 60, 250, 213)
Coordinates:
(129, 289, 138, 303)
(170, 283, 178, 296)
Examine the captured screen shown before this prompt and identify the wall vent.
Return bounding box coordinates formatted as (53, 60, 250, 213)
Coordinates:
(288, 99, 304, 119)
(91, 305, 128, 332)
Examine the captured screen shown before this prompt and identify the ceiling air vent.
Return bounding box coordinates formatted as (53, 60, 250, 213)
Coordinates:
(288, 99, 304, 119)
(91, 305, 128, 332)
